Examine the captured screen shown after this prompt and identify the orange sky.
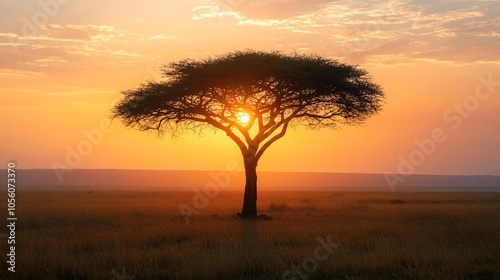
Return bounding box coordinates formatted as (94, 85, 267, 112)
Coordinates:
(0, 0, 499, 175)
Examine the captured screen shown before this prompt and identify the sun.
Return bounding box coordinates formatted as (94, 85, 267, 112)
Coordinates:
(239, 112, 250, 124)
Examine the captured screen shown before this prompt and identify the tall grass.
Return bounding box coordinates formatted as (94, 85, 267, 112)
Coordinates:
(0, 191, 499, 279)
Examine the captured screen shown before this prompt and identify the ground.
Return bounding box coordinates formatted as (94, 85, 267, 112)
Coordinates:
(1, 191, 499, 279)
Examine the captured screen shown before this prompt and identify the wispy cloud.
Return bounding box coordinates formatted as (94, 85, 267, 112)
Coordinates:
(0, 69, 47, 79)
(0, 24, 158, 72)
(192, 0, 500, 65)
(192, 3, 243, 20)
(148, 34, 175, 40)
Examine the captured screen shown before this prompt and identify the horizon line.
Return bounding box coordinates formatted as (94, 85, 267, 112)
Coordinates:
(2, 168, 500, 177)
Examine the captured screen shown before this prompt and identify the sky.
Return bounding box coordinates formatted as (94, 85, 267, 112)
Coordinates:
(0, 0, 499, 175)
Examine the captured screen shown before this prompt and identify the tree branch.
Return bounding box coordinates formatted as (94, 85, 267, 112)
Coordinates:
(255, 120, 290, 162)
(203, 117, 248, 153)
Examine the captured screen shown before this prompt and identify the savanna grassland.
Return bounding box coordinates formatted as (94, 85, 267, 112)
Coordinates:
(1, 191, 499, 280)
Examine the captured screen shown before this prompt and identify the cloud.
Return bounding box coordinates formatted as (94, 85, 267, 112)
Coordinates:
(218, 0, 339, 20)
(192, 0, 499, 65)
(412, 9, 484, 30)
(39, 25, 104, 41)
(192, 3, 243, 20)
(0, 24, 155, 72)
(148, 34, 175, 40)
(2, 0, 497, 74)
(0, 86, 120, 108)
(0, 69, 47, 79)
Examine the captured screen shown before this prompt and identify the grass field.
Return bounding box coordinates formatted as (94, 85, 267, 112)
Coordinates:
(1, 190, 499, 279)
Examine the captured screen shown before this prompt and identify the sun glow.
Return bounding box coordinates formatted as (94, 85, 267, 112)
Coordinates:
(239, 112, 250, 124)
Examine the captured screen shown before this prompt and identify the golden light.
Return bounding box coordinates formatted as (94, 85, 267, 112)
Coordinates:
(239, 112, 250, 124)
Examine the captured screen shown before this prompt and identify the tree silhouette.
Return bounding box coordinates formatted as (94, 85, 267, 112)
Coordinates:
(112, 50, 384, 218)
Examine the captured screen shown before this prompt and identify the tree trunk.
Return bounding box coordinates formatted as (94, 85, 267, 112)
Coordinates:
(240, 157, 258, 218)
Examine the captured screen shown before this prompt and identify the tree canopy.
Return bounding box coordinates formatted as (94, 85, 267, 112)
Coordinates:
(113, 50, 384, 161)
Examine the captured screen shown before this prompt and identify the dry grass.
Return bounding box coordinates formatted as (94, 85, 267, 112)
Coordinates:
(1, 191, 499, 279)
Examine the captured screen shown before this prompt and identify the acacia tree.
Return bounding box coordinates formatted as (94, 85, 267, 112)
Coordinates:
(112, 50, 384, 218)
